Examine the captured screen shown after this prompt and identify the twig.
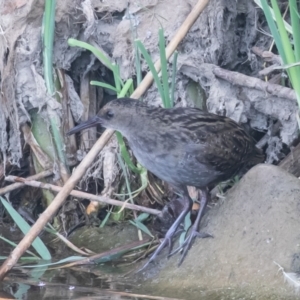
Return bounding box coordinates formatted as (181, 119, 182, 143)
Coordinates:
(0, 170, 53, 196)
(251, 46, 282, 64)
(0, 0, 210, 280)
(212, 65, 296, 101)
(5, 175, 161, 216)
(55, 239, 152, 268)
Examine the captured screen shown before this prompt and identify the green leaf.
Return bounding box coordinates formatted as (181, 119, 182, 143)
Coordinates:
(135, 39, 165, 101)
(90, 81, 118, 93)
(159, 28, 171, 108)
(260, 0, 286, 63)
(119, 79, 134, 98)
(116, 131, 140, 174)
(136, 213, 150, 222)
(129, 220, 154, 237)
(289, 0, 300, 61)
(179, 212, 191, 245)
(170, 51, 178, 108)
(0, 236, 38, 258)
(0, 197, 51, 260)
(68, 38, 113, 70)
(254, 0, 293, 33)
(42, 0, 56, 94)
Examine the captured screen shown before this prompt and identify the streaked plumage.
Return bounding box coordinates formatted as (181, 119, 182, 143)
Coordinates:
(68, 97, 264, 269)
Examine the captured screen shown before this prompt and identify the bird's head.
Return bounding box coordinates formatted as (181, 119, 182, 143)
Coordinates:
(67, 98, 146, 136)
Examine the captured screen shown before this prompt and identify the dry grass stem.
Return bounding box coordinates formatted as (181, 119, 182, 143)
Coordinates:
(5, 175, 161, 216)
(0, 170, 53, 196)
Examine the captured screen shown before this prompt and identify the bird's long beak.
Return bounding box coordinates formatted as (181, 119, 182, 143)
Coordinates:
(67, 116, 100, 135)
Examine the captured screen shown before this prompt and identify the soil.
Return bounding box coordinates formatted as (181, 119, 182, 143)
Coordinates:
(138, 164, 300, 299)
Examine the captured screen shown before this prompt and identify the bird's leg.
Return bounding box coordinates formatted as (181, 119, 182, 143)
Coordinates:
(175, 188, 212, 266)
(137, 192, 192, 272)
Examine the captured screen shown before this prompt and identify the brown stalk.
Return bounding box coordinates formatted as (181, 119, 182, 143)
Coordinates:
(5, 175, 161, 216)
(55, 239, 151, 268)
(0, 170, 53, 196)
(0, 0, 210, 280)
(212, 65, 296, 101)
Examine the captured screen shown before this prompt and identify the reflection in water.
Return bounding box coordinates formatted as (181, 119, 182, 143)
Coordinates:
(0, 265, 184, 300)
(1, 265, 299, 300)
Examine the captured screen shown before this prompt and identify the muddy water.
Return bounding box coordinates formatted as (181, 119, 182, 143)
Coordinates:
(1, 264, 297, 300)
(1, 265, 142, 300)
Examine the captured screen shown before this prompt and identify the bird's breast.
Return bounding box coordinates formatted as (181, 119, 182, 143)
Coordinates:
(126, 135, 223, 188)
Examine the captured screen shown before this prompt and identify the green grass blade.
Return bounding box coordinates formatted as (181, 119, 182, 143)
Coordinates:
(179, 212, 191, 245)
(170, 51, 178, 108)
(0, 197, 51, 260)
(270, 0, 300, 94)
(0, 236, 39, 258)
(129, 220, 153, 237)
(99, 209, 111, 228)
(135, 39, 165, 101)
(254, 0, 293, 33)
(136, 213, 150, 222)
(119, 79, 133, 97)
(287, 0, 300, 100)
(112, 63, 121, 93)
(90, 81, 118, 93)
(159, 28, 171, 108)
(134, 41, 142, 86)
(43, 0, 56, 94)
(115, 154, 134, 222)
(43, 0, 69, 169)
(68, 38, 113, 70)
(271, 0, 295, 65)
(260, 0, 287, 63)
(115, 131, 140, 174)
(289, 0, 300, 61)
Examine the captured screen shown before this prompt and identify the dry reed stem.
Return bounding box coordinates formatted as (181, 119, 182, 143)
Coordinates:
(5, 175, 161, 215)
(0, 170, 53, 196)
(212, 65, 296, 101)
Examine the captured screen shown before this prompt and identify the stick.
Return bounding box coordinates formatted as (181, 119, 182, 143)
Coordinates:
(251, 46, 282, 64)
(212, 65, 296, 101)
(0, 0, 210, 280)
(0, 170, 53, 196)
(5, 175, 160, 216)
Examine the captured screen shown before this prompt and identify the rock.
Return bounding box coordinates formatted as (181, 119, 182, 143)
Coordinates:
(139, 164, 300, 299)
(69, 224, 138, 253)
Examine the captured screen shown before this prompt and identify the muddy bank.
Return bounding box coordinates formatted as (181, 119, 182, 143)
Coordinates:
(137, 165, 300, 299)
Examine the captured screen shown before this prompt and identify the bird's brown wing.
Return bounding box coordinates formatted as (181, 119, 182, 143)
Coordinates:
(182, 114, 256, 177)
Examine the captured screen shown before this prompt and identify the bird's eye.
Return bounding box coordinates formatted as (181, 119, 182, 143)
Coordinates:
(106, 110, 114, 118)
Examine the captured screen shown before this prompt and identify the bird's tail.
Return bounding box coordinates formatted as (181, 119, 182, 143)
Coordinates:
(236, 147, 265, 179)
(245, 147, 265, 171)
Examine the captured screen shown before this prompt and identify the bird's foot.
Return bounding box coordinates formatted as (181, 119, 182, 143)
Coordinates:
(136, 235, 173, 273)
(136, 203, 192, 273)
(170, 226, 213, 266)
(171, 188, 211, 266)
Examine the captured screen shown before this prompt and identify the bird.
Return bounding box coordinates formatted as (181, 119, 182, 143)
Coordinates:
(67, 97, 264, 270)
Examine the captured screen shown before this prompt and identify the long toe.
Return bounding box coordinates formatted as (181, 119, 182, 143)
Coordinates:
(177, 229, 213, 267)
(169, 229, 212, 258)
(136, 236, 173, 273)
(136, 193, 193, 272)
